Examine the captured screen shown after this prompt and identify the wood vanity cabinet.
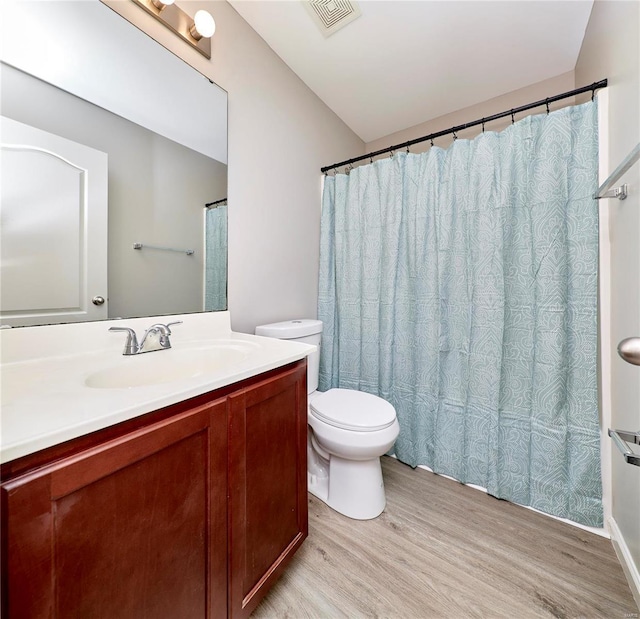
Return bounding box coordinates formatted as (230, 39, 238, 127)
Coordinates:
(1, 360, 308, 619)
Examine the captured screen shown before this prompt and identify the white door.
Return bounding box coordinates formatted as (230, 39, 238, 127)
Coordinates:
(599, 85, 640, 586)
(609, 146, 640, 575)
(1, 116, 108, 326)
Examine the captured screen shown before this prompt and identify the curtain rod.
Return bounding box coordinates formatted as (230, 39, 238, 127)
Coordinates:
(320, 79, 608, 174)
(205, 197, 227, 208)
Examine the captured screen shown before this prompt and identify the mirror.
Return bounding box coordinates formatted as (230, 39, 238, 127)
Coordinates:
(0, 0, 228, 327)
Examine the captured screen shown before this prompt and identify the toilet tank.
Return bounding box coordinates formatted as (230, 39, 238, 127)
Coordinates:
(255, 319, 322, 394)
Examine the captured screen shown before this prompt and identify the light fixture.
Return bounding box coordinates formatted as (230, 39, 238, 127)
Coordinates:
(150, 0, 174, 9)
(131, 0, 215, 59)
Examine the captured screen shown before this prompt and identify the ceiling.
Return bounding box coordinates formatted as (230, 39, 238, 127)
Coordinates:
(229, 0, 595, 144)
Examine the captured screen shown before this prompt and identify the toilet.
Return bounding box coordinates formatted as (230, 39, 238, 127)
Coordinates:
(255, 319, 399, 520)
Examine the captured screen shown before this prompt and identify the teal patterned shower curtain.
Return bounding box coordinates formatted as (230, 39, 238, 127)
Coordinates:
(318, 101, 602, 526)
(205, 203, 228, 311)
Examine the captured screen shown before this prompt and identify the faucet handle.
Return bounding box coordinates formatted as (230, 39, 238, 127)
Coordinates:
(146, 321, 182, 336)
(165, 321, 183, 333)
(108, 326, 139, 355)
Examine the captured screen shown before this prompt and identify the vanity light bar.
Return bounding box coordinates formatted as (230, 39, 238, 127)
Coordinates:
(131, 0, 213, 59)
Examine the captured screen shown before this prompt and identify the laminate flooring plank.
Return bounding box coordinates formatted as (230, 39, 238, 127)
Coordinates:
(252, 456, 637, 619)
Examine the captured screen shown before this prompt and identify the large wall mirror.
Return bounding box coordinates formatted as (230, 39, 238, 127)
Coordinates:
(0, 0, 228, 327)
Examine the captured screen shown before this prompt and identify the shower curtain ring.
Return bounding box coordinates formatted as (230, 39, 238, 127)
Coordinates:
(546, 98, 550, 114)
(481, 119, 485, 133)
(389, 149, 395, 159)
(406, 145, 410, 153)
(430, 139, 434, 147)
(452, 131, 457, 142)
(510, 110, 515, 124)
(591, 87, 596, 102)
(370, 156, 373, 164)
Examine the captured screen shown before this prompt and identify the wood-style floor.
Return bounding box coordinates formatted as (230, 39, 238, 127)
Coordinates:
(253, 456, 638, 619)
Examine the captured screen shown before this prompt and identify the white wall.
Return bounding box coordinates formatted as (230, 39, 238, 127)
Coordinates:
(576, 0, 640, 604)
(103, 0, 364, 334)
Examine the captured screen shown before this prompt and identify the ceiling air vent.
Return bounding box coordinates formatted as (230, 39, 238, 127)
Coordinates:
(303, 0, 362, 38)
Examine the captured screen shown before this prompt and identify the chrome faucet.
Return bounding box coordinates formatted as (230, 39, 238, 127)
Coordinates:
(109, 321, 182, 355)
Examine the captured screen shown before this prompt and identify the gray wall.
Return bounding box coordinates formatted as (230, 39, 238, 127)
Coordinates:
(576, 0, 640, 598)
(366, 71, 575, 155)
(2, 64, 227, 319)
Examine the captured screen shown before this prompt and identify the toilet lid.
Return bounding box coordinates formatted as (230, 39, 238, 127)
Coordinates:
(310, 389, 396, 432)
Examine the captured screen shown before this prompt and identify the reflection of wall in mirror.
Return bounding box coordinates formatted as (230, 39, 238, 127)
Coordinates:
(1, 64, 228, 320)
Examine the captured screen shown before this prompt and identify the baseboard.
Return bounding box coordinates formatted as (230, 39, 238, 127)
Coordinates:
(609, 516, 640, 610)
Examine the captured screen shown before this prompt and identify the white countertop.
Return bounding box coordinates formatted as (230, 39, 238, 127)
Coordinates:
(0, 312, 314, 463)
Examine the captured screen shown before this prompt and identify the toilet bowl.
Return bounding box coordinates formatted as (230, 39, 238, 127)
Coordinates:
(255, 319, 399, 520)
(307, 388, 399, 519)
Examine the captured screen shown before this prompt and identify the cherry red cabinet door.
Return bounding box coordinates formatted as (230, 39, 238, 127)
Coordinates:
(1, 400, 228, 619)
(228, 362, 308, 619)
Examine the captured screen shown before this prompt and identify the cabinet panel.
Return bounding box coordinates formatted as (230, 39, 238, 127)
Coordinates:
(2, 400, 227, 619)
(245, 385, 299, 589)
(56, 433, 207, 617)
(228, 363, 308, 618)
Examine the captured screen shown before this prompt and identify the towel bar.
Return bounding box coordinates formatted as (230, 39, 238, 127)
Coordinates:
(133, 242, 194, 256)
(608, 429, 640, 466)
(594, 143, 639, 200)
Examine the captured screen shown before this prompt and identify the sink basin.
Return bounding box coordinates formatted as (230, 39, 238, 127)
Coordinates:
(85, 343, 254, 389)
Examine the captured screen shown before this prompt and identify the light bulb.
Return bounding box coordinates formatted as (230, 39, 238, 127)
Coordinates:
(190, 10, 215, 40)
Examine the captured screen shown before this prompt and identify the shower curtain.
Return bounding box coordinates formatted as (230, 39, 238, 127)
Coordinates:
(318, 101, 602, 526)
(205, 204, 228, 311)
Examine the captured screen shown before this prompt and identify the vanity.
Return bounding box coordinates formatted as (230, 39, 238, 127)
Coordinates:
(1, 312, 314, 618)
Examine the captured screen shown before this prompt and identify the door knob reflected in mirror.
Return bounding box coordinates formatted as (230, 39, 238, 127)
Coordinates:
(92, 296, 106, 306)
(617, 337, 640, 366)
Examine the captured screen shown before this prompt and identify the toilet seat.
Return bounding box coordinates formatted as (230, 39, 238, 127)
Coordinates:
(310, 388, 396, 432)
